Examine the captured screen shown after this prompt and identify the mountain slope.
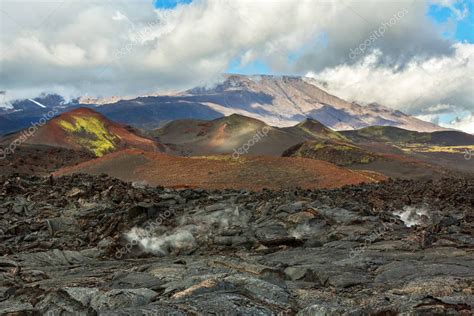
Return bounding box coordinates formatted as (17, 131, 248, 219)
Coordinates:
(282, 118, 349, 142)
(183, 75, 444, 132)
(153, 114, 298, 156)
(95, 96, 223, 130)
(342, 126, 474, 146)
(152, 114, 350, 156)
(54, 149, 384, 190)
(338, 125, 474, 176)
(281, 124, 474, 179)
(0, 144, 94, 176)
(1, 108, 161, 157)
(0, 116, 17, 135)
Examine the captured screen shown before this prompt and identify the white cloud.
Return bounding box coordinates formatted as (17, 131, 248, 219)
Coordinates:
(424, 104, 457, 113)
(306, 43, 474, 117)
(112, 11, 127, 21)
(2, 0, 333, 96)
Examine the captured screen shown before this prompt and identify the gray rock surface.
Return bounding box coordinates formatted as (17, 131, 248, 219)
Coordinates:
(0, 175, 472, 314)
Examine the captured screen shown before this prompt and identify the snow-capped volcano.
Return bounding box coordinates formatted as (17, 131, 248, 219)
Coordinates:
(0, 74, 445, 136)
(184, 74, 444, 132)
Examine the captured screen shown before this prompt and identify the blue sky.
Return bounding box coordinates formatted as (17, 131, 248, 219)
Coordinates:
(428, 0, 473, 43)
(427, 0, 473, 125)
(155, 0, 192, 10)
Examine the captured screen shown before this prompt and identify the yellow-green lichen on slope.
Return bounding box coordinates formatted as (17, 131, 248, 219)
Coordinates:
(58, 116, 118, 156)
(401, 144, 474, 154)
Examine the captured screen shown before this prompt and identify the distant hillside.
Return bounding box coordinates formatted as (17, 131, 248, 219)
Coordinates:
(1, 108, 161, 157)
(153, 114, 296, 156)
(342, 126, 474, 146)
(339, 125, 474, 177)
(282, 118, 349, 142)
(281, 124, 472, 179)
(152, 114, 348, 156)
(0, 117, 17, 135)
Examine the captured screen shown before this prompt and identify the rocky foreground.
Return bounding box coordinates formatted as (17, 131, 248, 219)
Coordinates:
(0, 174, 473, 315)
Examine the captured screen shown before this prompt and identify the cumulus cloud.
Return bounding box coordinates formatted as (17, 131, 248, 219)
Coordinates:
(306, 43, 473, 114)
(1, 0, 334, 98)
(293, 0, 456, 72)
